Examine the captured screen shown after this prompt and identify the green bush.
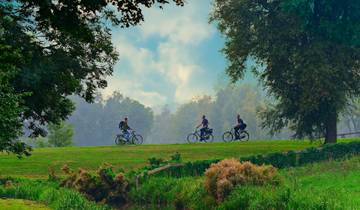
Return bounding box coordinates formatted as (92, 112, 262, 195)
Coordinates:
(243, 142, 360, 168)
(147, 141, 360, 178)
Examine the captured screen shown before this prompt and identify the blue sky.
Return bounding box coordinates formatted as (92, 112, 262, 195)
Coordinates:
(102, 1, 231, 108)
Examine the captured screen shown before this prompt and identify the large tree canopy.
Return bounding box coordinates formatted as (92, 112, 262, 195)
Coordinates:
(0, 0, 184, 155)
(211, 0, 360, 143)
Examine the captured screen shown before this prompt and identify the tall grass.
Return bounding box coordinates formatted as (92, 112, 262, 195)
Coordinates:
(0, 178, 111, 210)
(130, 156, 360, 210)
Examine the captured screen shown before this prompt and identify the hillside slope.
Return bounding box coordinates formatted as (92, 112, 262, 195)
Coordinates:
(0, 139, 356, 178)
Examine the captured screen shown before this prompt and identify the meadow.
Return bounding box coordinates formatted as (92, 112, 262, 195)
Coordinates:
(0, 139, 359, 210)
(0, 140, 328, 178)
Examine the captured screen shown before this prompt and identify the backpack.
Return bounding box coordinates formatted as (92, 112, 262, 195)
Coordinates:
(119, 121, 125, 129)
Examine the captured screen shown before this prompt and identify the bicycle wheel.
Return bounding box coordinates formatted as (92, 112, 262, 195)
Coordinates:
(204, 134, 214, 143)
(187, 133, 198, 143)
(239, 130, 250, 141)
(115, 135, 126, 145)
(222, 131, 234, 142)
(132, 134, 144, 145)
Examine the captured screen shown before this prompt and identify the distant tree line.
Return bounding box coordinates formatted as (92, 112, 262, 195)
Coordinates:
(61, 84, 293, 146)
(28, 85, 360, 146)
(68, 92, 154, 146)
(147, 84, 292, 144)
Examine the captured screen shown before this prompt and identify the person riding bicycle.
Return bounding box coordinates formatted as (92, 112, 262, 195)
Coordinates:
(119, 117, 132, 141)
(196, 115, 209, 141)
(234, 114, 247, 139)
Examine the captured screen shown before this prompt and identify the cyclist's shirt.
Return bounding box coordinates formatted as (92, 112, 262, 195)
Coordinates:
(119, 121, 130, 131)
(237, 118, 244, 125)
(202, 118, 209, 128)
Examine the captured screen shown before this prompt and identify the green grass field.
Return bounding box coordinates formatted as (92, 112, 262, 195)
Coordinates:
(0, 140, 323, 178)
(0, 139, 357, 178)
(0, 139, 359, 210)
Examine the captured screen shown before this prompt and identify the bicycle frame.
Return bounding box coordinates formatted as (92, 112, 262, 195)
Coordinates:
(122, 130, 136, 141)
(195, 129, 212, 139)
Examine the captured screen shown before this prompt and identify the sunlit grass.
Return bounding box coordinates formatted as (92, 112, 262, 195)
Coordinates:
(0, 138, 358, 178)
(0, 199, 50, 210)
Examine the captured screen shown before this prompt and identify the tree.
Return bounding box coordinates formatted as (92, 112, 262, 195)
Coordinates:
(211, 0, 360, 143)
(0, 44, 31, 157)
(146, 84, 287, 143)
(48, 122, 74, 147)
(0, 0, 184, 154)
(147, 105, 174, 143)
(68, 92, 154, 146)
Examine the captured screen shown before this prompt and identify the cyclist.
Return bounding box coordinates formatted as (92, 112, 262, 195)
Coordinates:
(234, 114, 247, 139)
(196, 115, 209, 141)
(119, 117, 132, 141)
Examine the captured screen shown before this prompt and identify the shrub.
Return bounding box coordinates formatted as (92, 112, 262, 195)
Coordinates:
(139, 142, 360, 179)
(204, 159, 280, 202)
(148, 157, 165, 169)
(61, 164, 129, 206)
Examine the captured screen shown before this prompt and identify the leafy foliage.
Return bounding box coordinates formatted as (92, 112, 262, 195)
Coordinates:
(0, 44, 31, 157)
(0, 0, 183, 154)
(211, 0, 360, 143)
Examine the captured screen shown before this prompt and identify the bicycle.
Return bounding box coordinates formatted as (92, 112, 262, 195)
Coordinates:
(222, 129, 249, 142)
(187, 128, 214, 143)
(115, 130, 143, 145)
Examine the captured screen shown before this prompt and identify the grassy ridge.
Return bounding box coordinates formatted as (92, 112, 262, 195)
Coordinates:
(0, 139, 357, 178)
(0, 140, 321, 178)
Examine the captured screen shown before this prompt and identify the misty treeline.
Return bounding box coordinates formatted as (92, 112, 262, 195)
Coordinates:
(67, 84, 291, 146)
(29, 84, 358, 146)
(68, 92, 153, 146)
(67, 84, 360, 146)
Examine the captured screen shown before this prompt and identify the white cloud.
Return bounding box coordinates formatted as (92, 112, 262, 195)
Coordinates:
(104, 0, 216, 107)
(139, 2, 214, 45)
(103, 78, 167, 107)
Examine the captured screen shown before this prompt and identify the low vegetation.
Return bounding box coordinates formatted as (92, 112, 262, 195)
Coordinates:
(0, 140, 359, 209)
(0, 140, 329, 178)
(0, 178, 110, 210)
(0, 198, 50, 210)
(130, 156, 360, 210)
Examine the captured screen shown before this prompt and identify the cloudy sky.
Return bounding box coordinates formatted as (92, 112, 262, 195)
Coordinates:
(103, 0, 227, 108)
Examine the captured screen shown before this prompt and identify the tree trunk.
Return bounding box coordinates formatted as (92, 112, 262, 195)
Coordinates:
(325, 112, 337, 144)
